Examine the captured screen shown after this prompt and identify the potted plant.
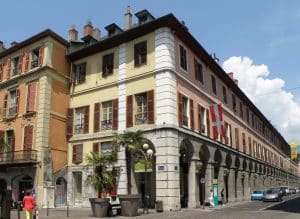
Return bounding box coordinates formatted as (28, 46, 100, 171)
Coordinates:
(85, 150, 118, 218)
(115, 130, 145, 216)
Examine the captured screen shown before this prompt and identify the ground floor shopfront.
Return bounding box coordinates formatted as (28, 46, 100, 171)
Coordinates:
(65, 126, 300, 211)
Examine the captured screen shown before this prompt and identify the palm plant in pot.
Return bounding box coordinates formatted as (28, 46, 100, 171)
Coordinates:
(85, 150, 118, 218)
(116, 130, 146, 216)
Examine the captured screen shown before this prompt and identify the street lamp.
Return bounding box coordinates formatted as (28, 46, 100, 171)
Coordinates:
(141, 142, 153, 214)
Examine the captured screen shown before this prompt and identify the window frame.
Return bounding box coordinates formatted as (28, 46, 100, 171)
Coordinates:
(75, 62, 86, 84)
(179, 44, 188, 71)
(222, 86, 227, 104)
(102, 53, 114, 76)
(194, 59, 204, 84)
(134, 41, 147, 67)
(211, 75, 217, 95)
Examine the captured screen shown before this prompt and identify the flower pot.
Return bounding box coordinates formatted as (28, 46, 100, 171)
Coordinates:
(89, 198, 109, 218)
(118, 194, 141, 217)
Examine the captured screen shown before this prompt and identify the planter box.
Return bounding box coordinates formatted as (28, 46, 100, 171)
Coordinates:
(118, 194, 141, 217)
(89, 198, 109, 218)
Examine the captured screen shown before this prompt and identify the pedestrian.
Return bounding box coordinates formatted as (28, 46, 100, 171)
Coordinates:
(209, 189, 214, 207)
(22, 191, 35, 219)
(221, 188, 225, 205)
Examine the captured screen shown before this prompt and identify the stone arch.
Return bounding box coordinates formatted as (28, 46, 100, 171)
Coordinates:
(199, 144, 210, 163)
(225, 153, 232, 169)
(179, 138, 194, 208)
(11, 174, 33, 202)
(234, 156, 240, 169)
(213, 149, 222, 180)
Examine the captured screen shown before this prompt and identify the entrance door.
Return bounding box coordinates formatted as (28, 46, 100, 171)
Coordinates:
(73, 172, 82, 206)
(19, 176, 33, 201)
(55, 178, 67, 206)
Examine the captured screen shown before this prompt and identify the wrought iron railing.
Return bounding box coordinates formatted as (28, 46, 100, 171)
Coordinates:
(74, 124, 84, 134)
(135, 113, 148, 125)
(101, 119, 112, 130)
(0, 150, 37, 164)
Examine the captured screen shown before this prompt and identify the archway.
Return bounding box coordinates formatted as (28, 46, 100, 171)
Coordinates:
(213, 149, 222, 179)
(199, 144, 210, 205)
(224, 153, 232, 202)
(179, 138, 194, 208)
(55, 177, 67, 206)
(11, 175, 33, 202)
(133, 139, 156, 208)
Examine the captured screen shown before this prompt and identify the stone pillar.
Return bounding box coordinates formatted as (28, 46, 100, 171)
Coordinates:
(218, 166, 225, 200)
(117, 147, 127, 195)
(227, 169, 235, 203)
(204, 163, 213, 203)
(236, 171, 243, 201)
(187, 160, 197, 208)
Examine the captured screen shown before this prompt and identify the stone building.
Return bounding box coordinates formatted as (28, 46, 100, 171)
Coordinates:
(0, 30, 69, 208)
(65, 8, 299, 210)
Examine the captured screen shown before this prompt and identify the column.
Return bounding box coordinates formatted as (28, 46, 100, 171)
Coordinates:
(187, 160, 197, 208)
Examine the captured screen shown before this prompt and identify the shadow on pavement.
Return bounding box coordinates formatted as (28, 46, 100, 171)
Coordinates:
(266, 197, 300, 214)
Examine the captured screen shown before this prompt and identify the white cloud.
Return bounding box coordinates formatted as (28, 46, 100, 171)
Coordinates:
(222, 56, 300, 144)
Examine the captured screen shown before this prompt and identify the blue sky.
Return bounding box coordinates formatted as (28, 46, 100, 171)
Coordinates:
(1, 0, 300, 145)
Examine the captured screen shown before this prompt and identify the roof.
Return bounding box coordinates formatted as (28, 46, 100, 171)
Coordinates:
(0, 29, 68, 59)
(67, 13, 290, 154)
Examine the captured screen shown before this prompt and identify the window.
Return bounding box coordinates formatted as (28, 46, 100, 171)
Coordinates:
(252, 113, 255, 127)
(102, 53, 114, 76)
(211, 75, 217, 95)
(134, 41, 147, 67)
(102, 101, 113, 130)
(179, 45, 187, 71)
(225, 122, 232, 146)
(31, 48, 39, 68)
(75, 107, 85, 134)
(242, 133, 246, 153)
(246, 108, 249, 123)
(222, 86, 227, 104)
(5, 89, 19, 117)
(72, 144, 83, 164)
(12, 56, 19, 76)
(194, 59, 203, 84)
(232, 94, 236, 112)
(182, 96, 189, 126)
(253, 140, 257, 157)
(74, 63, 86, 84)
(235, 128, 239, 150)
(240, 102, 243, 118)
(101, 142, 113, 154)
(198, 105, 206, 134)
(6, 130, 14, 151)
(135, 93, 147, 125)
(26, 81, 37, 112)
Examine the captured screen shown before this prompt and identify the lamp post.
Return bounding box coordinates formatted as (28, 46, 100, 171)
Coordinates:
(141, 143, 153, 214)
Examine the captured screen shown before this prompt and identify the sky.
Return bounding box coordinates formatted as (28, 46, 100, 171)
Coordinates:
(1, 0, 300, 146)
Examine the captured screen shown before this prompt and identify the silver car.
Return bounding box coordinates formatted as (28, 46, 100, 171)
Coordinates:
(263, 189, 283, 202)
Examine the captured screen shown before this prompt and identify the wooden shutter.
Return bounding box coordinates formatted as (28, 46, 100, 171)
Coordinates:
(0, 63, 3, 81)
(112, 98, 118, 130)
(147, 90, 154, 124)
(38, 44, 45, 66)
(18, 53, 24, 73)
(206, 109, 210, 137)
(6, 59, 11, 79)
(93, 142, 99, 154)
(84, 105, 89, 133)
(72, 144, 83, 164)
(27, 82, 37, 112)
(197, 105, 201, 133)
(24, 52, 30, 72)
(94, 103, 100, 132)
(3, 94, 8, 117)
(67, 108, 74, 138)
(190, 99, 194, 130)
(126, 95, 133, 128)
(15, 89, 20, 114)
(23, 126, 33, 150)
(178, 92, 183, 126)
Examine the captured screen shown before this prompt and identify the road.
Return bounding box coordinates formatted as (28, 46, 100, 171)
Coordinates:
(10, 194, 300, 219)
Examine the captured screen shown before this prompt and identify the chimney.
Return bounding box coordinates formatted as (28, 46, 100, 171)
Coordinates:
(68, 25, 78, 41)
(227, 72, 234, 80)
(0, 41, 5, 52)
(93, 27, 101, 41)
(124, 5, 132, 30)
(84, 20, 94, 37)
(10, 41, 18, 47)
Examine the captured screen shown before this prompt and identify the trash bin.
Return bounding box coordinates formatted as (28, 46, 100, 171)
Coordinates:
(156, 200, 163, 212)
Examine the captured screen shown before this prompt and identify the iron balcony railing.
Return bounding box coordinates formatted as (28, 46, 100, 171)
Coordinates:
(74, 124, 84, 134)
(0, 150, 38, 164)
(135, 113, 148, 125)
(101, 119, 112, 130)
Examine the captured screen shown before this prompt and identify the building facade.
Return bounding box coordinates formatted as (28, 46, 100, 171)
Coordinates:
(0, 30, 69, 208)
(65, 8, 300, 211)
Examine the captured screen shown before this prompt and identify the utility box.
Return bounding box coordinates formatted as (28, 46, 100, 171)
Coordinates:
(156, 200, 163, 212)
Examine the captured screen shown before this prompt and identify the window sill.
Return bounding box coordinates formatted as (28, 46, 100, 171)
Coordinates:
(23, 111, 36, 118)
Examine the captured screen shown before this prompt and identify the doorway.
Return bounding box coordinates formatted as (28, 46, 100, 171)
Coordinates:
(55, 177, 67, 206)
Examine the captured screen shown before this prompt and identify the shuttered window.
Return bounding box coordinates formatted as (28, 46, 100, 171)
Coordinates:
(112, 99, 118, 130)
(67, 108, 74, 138)
(179, 45, 187, 71)
(102, 53, 114, 77)
(26, 81, 37, 112)
(134, 41, 147, 67)
(94, 103, 100, 132)
(72, 144, 83, 164)
(75, 63, 86, 84)
(23, 125, 33, 150)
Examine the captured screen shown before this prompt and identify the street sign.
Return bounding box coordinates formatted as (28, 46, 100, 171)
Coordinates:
(200, 178, 206, 184)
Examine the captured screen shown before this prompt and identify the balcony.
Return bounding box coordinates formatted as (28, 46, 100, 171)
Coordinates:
(0, 150, 38, 165)
(135, 113, 148, 125)
(101, 119, 112, 130)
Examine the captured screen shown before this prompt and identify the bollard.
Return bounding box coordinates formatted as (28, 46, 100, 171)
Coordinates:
(17, 207, 20, 219)
(67, 202, 69, 217)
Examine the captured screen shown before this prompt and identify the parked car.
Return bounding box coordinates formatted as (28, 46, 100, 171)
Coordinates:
(296, 188, 300, 193)
(251, 190, 264, 200)
(263, 189, 283, 202)
(290, 188, 297, 194)
(280, 186, 290, 196)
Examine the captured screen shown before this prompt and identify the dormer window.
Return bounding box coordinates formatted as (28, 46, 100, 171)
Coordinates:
(135, 9, 155, 24)
(105, 23, 123, 37)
